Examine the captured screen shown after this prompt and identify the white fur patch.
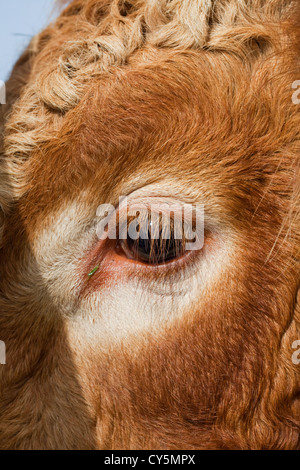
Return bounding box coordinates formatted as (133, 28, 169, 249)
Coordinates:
(31, 188, 235, 350)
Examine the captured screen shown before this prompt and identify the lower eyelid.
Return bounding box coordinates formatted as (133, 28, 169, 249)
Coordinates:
(79, 237, 204, 298)
(81, 201, 208, 291)
(117, 238, 198, 267)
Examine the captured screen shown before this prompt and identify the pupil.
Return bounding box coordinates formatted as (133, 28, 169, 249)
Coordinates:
(128, 233, 184, 264)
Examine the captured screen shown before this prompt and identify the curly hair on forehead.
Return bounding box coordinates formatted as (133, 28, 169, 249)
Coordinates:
(0, 0, 298, 223)
(32, 0, 296, 112)
(0, 0, 298, 243)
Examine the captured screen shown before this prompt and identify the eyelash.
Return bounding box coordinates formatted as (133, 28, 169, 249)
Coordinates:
(115, 210, 197, 266)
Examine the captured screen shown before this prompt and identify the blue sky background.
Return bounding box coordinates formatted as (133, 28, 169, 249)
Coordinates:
(0, 0, 59, 81)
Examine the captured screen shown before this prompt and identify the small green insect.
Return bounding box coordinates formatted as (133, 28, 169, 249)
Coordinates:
(88, 265, 99, 280)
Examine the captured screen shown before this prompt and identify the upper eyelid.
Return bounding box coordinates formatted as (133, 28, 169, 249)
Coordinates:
(112, 204, 197, 233)
(118, 198, 202, 223)
(95, 197, 197, 226)
(95, 197, 205, 244)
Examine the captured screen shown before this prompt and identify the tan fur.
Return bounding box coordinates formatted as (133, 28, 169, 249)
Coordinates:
(0, 0, 299, 449)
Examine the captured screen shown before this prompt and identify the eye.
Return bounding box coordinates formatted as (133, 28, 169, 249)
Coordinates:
(123, 234, 186, 265)
(118, 211, 194, 265)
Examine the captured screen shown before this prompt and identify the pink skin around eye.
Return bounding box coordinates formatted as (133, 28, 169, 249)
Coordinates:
(78, 238, 130, 298)
(78, 200, 207, 297)
(78, 234, 205, 299)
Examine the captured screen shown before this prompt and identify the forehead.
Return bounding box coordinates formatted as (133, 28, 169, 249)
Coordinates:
(17, 47, 298, 231)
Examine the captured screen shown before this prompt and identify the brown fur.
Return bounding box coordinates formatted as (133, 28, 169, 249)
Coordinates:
(0, 0, 299, 449)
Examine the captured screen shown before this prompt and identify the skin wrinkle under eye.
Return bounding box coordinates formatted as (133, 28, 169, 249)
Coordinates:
(31, 186, 235, 331)
(78, 214, 234, 324)
(67, 227, 235, 349)
(79, 193, 206, 294)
